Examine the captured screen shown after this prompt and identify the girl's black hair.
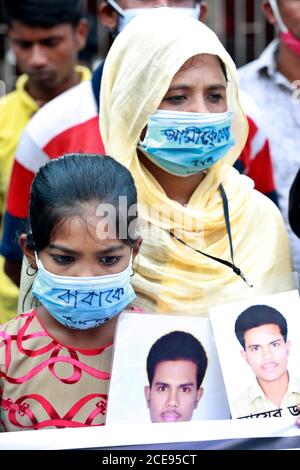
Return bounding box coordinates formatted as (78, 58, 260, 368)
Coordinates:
(26, 153, 138, 252)
(3, 0, 84, 28)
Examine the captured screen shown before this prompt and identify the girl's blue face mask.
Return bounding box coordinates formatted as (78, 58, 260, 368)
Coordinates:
(138, 110, 235, 177)
(32, 254, 136, 330)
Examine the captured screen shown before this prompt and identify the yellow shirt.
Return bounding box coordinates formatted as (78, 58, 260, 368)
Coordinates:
(0, 65, 91, 324)
(233, 374, 300, 419)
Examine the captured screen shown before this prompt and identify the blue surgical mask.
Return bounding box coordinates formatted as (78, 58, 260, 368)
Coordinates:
(32, 254, 136, 330)
(106, 0, 201, 34)
(138, 110, 235, 176)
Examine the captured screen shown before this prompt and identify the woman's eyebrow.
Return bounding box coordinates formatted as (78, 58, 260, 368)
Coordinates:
(167, 83, 226, 92)
(206, 84, 226, 91)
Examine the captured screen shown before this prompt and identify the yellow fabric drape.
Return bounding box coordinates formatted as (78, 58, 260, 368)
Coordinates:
(100, 8, 293, 315)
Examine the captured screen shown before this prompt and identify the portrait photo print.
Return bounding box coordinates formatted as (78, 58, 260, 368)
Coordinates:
(106, 313, 230, 425)
(209, 290, 300, 421)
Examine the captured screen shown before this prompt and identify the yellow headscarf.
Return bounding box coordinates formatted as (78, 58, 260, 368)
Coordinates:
(100, 8, 292, 315)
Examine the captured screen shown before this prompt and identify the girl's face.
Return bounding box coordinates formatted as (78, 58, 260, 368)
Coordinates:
(159, 53, 227, 113)
(36, 213, 134, 277)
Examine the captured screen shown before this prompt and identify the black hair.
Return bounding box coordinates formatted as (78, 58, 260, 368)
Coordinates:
(289, 167, 300, 238)
(26, 153, 139, 252)
(234, 305, 288, 350)
(217, 57, 228, 82)
(3, 0, 84, 28)
(146, 331, 208, 389)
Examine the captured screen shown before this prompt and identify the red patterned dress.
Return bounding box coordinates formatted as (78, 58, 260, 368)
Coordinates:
(0, 310, 112, 431)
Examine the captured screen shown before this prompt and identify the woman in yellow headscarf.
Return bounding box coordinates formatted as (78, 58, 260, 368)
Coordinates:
(100, 8, 293, 316)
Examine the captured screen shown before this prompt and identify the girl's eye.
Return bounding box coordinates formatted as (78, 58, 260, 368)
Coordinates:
(52, 255, 74, 264)
(100, 256, 121, 265)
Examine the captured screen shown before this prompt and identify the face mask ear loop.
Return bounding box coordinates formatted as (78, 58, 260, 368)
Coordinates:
(269, 0, 288, 33)
(34, 251, 46, 272)
(129, 250, 134, 276)
(34, 251, 40, 267)
(106, 0, 125, 17)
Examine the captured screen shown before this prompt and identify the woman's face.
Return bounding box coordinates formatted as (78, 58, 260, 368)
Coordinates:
(159, 53, 227, 114)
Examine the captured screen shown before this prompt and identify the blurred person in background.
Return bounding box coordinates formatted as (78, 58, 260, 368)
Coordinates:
(239, 0, 300, 278)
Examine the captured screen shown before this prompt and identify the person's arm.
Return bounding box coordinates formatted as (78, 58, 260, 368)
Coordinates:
(4, 259, 22, 287)
(0, 139, 36, 285)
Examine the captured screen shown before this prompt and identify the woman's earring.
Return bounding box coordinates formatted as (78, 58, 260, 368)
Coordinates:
(26, 264, 37, 276)
(130, 266, 135, 277)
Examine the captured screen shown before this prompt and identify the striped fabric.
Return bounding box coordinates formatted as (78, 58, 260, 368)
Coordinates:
(1, 79, 103, 262)
(0, 310, 111, 431)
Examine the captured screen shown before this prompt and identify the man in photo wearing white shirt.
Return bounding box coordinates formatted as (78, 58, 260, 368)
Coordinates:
(234, 304, 300, 419)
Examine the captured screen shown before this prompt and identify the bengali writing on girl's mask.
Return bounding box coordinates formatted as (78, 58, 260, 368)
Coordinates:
(52, 287, 125, 309)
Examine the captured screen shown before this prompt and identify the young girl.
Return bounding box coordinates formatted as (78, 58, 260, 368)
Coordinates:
(0, 153, 140, 431)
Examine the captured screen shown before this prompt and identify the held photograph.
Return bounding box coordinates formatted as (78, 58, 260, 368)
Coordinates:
(209, 290, 300, 421)
(106, 313, 230, 425)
